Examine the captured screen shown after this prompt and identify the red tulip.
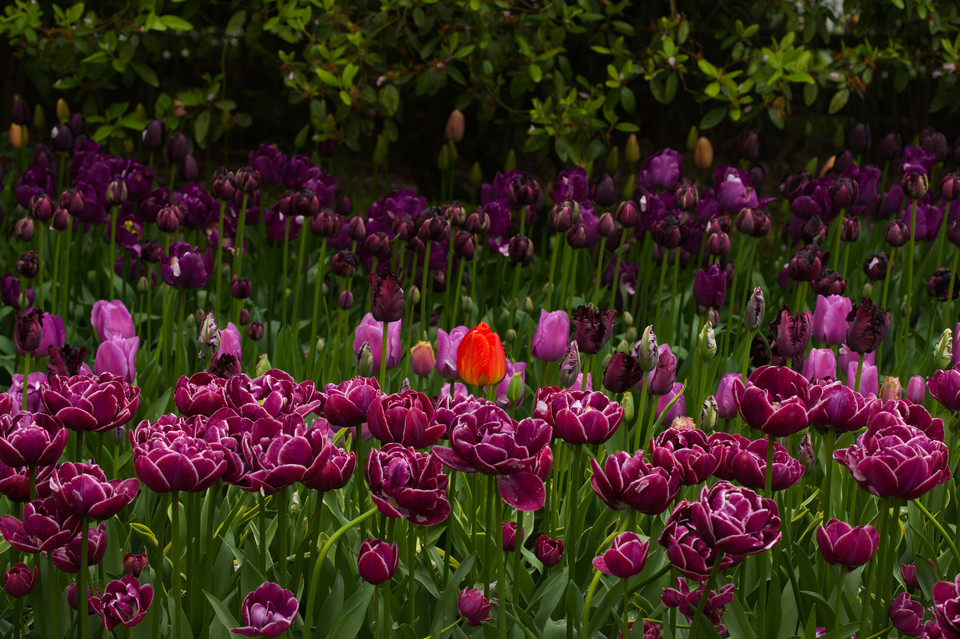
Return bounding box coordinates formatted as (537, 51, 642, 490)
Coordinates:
(456, 322, 507, 387)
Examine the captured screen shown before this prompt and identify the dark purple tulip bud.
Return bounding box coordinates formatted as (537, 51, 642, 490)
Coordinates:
(812, 268, 847, 296)
(769, 306, 812, 359)
(443, 202, 467, 226)
(616, 200, 639, 228)
(59, 187, 85, 218)
(67, 582, 100, 613)
(15, 250, 39, 278)
(845, 298, 890, 354)
(885, 219, 909, 247)
(432, 269, 447, 293)
(841, 216, 860, 242)
(51, 207, 68, 231)
(572, 304, 616, 355)
(603, 352, 644, 393)
(14, 218, 34, 242)
(705, 231, 730, 258)
(3, 563, 37, 597)
(11, 98, 30, 125)
(651, 215, 688, 249)
(593, 173, 618, 207)
(743, 286, 765, 330)
(534, 535, 565, 567)
(210, 167, 237, 201)
(780, 170, 811, 196)
(165, 133, 189, 164)
(346, 216, 366, 242)
(338, 290, 354, 310)
(392, 216, 415, 241)
(246, 321, 264, 341)
(921, 127, 948, 162)
(693, 264, 727, 309)
(453, 230, 476, 260)
(902, 563, 921, 590)
(363, 232, 392, 262)
(508, 175, 541, 207)
(830, 177, 859, 209)
(502, 521, 524, 551)
(787, 245, 823, 282)
(370, 270, 404, 322)
(235, 166, 261, 193)
(105, 180, 128, 207)
(848, 122, 872, 154)
(863, 253, 889, 281)
(458, 588, 494, 626)
(331, 250, 359, 278)
(597, 212, 616, 237)
(123, 551, 149, 577)
(674, 183, 699, 211)
(566, 223, 590, 248)
(880, 132, 902, 160)
(800, 215, 826, 243)
(238, 308, 251, 326)
(177, 153, 198, 182)
(738, 129, 760, 161)
(292, 188, 320, 218)
(50, 123, 73, 151)
(231, 276, 252, 299)
(310, 208, 344, 238)
(549, 201, 579, 232)
(156, 205, 181, 233)
(141, 238, 164, 263)
(942, 173, 960, 201)
(230, 582, 297, 638)
(833, 150, 855, 174)
(902, 169, 929, 200)
(68, 112, 86, 136)
(735, 207, 770, 237)
(29, 193, 55, 223)
(950, 220, 960, 247)
(508, 234, 534, 266)
(141, 120, 165, 151)
(816, 519, 878, 569)
(927, 268, 959, 301)
(335, 193, 353, 216)
(465, 209, 491, 235)
(592, 531, 650, 578)
(416, 207, 449, 242)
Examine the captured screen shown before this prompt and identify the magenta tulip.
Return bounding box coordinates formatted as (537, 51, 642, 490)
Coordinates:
(231, 581, 298, 637)
(816, 518, 878, 569)
(531, 309, 570, 362)
(90, 300, 135, 341)
(91, 575, 154, 632)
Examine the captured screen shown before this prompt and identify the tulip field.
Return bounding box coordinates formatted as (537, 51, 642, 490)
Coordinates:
(6, 96, 960, 639)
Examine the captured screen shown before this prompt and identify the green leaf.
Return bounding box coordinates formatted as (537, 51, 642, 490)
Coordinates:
(700, 106, 727, 130)
(159, 15, 193, 31)
(194, 109, 211, 147)
(204, 591, 240, 631)
(380, 85, 400, 116)
(342, 63, 359, 88)
(803, 81, 818, 106)
(315, 68, 340, 88)
(130, 61, 159, 87)
(339, 90, 352, 106)
(326, 583, 374, 639)
(225, 10, 246, 35)
(828, 88, 849, 114)
(664, 72, 677, 102)
(529, 63, 543, 83)
(698, 58, 719, 77)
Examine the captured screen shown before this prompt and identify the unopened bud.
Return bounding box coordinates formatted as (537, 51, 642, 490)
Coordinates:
(524, 296, 534, 314)
(798, 434, 815, 468)
(505, 329, 516, 343)
(700, 396, 718, 431)
(625, 133, 640, 164)
(698, 322, 717, 361)
(637, 326, 659, 372)
(239, 308, 251, 325)
(357, 341, 374, 376)
(56, 98, 70, 122)
(558, 341, 581, 388)
(255, 353, 272, 377)
(625, 326, 637, 343)
(623, 311, 634, 327)
(408, 285, 420, 305)
(745, 286, 765, 330)
(506, 372, 524, 405)
(197, 313, 221, 361)
(247, 321, 264, 341)
(880, 376, 903, 402)
(621, 392, 635, 422)
(462, 295, 473, 314)
(137, 276, 150, 293)
(694, 137, 713, 170)
(185, 313, 196, 328)
(935, 329, 954, 369)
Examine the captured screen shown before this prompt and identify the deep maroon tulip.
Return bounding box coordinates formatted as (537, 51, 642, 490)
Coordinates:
(48, 462, 139, 520)
(810, 380, 881, 433)
(927, 368, 960, 412)
(708, 432, 752, 480)
(14, 308, 43, 353)
(787, 245, 823, 282)
(141, 120, 165, 151)
(123, 551, 149, 577)
(4, 562, 37, 597)
(929, 268, 960, 301)
(357, 538, 399, 585)
(301, 445, 356, 491)
(369, 384, 440, 441)
(650, 215, 688, 248)
(0, 461, 50, 503)
(550, 390, 624, 445)
(888, 592, 923, 637)
(41, 373, 140, 433)
(370, 270, 404, 323)
(174, 373, 228, 416)
(592, 532, 650, 578)
(845, 298, 890, 354)
(869, 399, 944, 441)
(0, 412, 68, 468)
(0, 497, 82, 553)
(769, 306, 812, 359)
(816, 518, 878, 569)
(572, 305, 616, 355)
(458, 588, 494, 625)
(433, 404, 551, 511)
(130, 419, 228, 493)
(366, 443, 450, 526)
(693, 264, 727, 310)
(51, 522, 108, 572)
(732, 366, 817, 437)
(226, 369, 323, 420)
(239, 415, 331, 495)
(731, 438, 806, 491)
(813, 267, 848, 296)
(160, 242, 213, 289)
(833, 424, 950, 500)
(508, 174, 541, 207)
(813, 295, 853, 346)
(650, 427, 719, 486)
(661, 579, 735, 637)
(589, 450, 681, 514)
(849, 122, 872, 153)
(231, 581, 298, 637)
(535, 535, 565, 567)
(934, 574, 960, 638)
(647, 344, 677, 395)
(603, 352, 644, 394)
(324, 377, 382, 427)
(502, 521, 523, 551)
(657, 501, 739, 581)
(91, 575, 154, 632)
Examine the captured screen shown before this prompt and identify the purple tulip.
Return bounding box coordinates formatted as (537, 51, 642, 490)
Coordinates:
(549, 390, 624, 445)
(816, 518, 878, 569)
(502, 521, 523, 551)
(48, 462, 139, 520)
(231, 581, 298, 637)
(67, 582, 101, 613)
(770, 306, 813, 359)
(90, 300, 135, 341)
(433, 403, 551, 511)
(572, 305, 616, 355)
(637, 148, 683, 193)
(889, 592, 924, 637)
(324, 377, 382, 428)
(236, 415, 331, 495)
(531, 309, 570, 362)
(0, 412, 68, 468)
(219, 322, 243, 360)
(41, 372, 141, 433)
(301, 445, 356, 492)
(869, 400, 945, 441)
(353, 313, 402, 372)
(589, 450, 681, 515)
(812, 295, 853, 345)
(366, 390, 441, 448)
(716, 165, 759, 213)
(160, 241, 213, 289)
(730, 437, 806, 491)
(802, 348, 837, 382)
(646, 344, 677, 395)
(661, 578, 736, 637)
(174, 373, 228, 417)
(458, 588, 494, 626)
(50, 522, 108, 572)
(357, 538, 399, 585)
(715, 374, 739, 419)
(906, 375, 925, 404)
(708, 432, 752, 481)
(692, 264, 727, 309)
(436, 326, 469, 379)
(226, 370, 322, 420)
(833, 423, 950, 500)
(123, 551, 149, 577)
(928, 368, 960, 412)
(649, 426, 719, 486)
(94, 335, 139, 383)
(839, 345, 874, 377)
(534, 534, 565, 567)
(366, 443, 450, 526)
(90, 574, 154, 632)
(732, 366, 817, 437)
(655, 382, 686, 424)
(247, 144, 288, 186)
(845, 360, 878, 396)
(809, 380, 880, 434)
(15, 308, 65, 358)
(3, 562, 38, 597)
(130, 417, 228, 493)
(0, 460, 52, 503)
(0, 497, 82, 553)
(934, 574, 960, 638)
(592, 532, 650, 578)
(845, 298, 890, 354)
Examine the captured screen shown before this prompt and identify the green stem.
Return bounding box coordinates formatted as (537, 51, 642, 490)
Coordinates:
(174, 289, 187, 386)
(565, 444, 583, 639)
(497, 497, 507, 639)
(308, 239, 328, 377)
(232, 192, 250, 324)
(822, 431, 836, 523)
(278, 487, 288, 584)
(854, 354, 864, 394)
(292, 217, 309, 330)
(692, 555, 722, 639)
(21, 354, 29, 412)
(914, 499, 960, 572)
(109, 205, 118, 300)
(451, 258, 466, 327)
(79, 519, 89, 639)
(633, 380, 648, 452)
(653, 250, 669, 338)
(834, 566, 845, 637)
(592, 237, 607, 307)
(171, 492, 182, 639)
(906, 199, 918, 319)
(581, 511, 635, 636)
(483, 475, 495, 600)
(407, 522, 417, 626)
(281, 217, 290, 329)
(380, 320, 390, 392)
(420, 243, 432, 338)
(511, 506, 522, 617)
(545, 233, 561, 311)
(215, 201, 226, 322)
(609, 231, 627, 312)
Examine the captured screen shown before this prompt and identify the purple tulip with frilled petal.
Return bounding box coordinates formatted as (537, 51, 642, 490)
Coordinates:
(550, 390, 624, 445)
(0, 497, 82, 553)
(650, 426, 719, 486)
(227, 370, 323, 420)
(324, 377, 382, 428)
(174, 373, 228, 416)
(41, 373, 140, 433)
(48, 462, 139, 520)
(732, 366, 817, 437)
(50, 522, 108, 572)
(129, 416, 228, 493)
(366, 390, 443, 448)
(590, 450, 681, 514)
(365, 443, 450, 526)
(231, 581, 298, 637)
(731, 438, 806, 491)
(0, 412, 68, 468)
(91, 575, 154, 632)
(239, 415, 331, 495)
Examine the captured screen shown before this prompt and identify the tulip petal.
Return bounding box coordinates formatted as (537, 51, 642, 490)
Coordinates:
(496, 472, 545, 511)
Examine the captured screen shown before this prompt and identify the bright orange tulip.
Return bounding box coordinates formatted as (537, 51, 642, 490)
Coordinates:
(456, 322, 507, 387)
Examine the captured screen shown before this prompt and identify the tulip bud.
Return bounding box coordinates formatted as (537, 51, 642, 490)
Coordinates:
(3, 563, 37, 598)
(50, 123, 73, 151)
(470, 162, 483, 189)
(346, 216, 366, 242)
(357, 341, 374, 375)
(411, 341, 436, 376)
(338, 289, 354, 310)
(445, 109, 465, 142)
(14, 218, 34, 242)
(674, 183, 699, 211)
(698, 322, 717, 361)
(902, 169, 929, 200)
(534, 535, 565, 567)
(615, 200, 639, 228)
(358, 538, 399, 585)
(231, 276, 252, 299)
(462, 295, 473, 314)
(745, 286, 765, 330)
(885, 219, 909, 247)
(694, 137, 713, 169)
(739, 130, 760, 161)
(437, 145, 450, 171)
(56, 98, 70, 122)
(906, 375, 925, 404)
(798, 434, 815, 468)
(502, 521, 523, 552)
(331, 250, 359, 278)
(137, 276, 150, 293)
(505, 149, 517, 171)
(936, 329, 954, 369)
(123, 552, 149, 577)
(9, 123, 27, 150)
(524, 297, 534, 314)
(166, 132, 189, 163)
(594, 174, 617, 207)
(558, 341, 581, 388)
(830, 177, 859, 209)
(15, 250, 39, 278)
(841, 216, 860, 242)
(198, 313, 221, 361)
(637, 326, 658, 372)
(246, 321, 264, 342)
(507, 371, 524, 405)
(880, 376, 903, 402)
(235, 166, 261, 193)
(508, 234, 534, 266)
(941, 173, 960, 201)
(156, 205, 181, 233)
(625, 134, 640, 164)
(621, 391, 635, 422)
(408, 285, 420, 305)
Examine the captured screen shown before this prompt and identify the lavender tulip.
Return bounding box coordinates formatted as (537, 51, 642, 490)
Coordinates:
(802, 348, 837, 382)
(436, 326, 469, 379)
(531, 309, 570, 362)
(90, 300, 135, 341)
(906, 376, 925, 404)
(816, 518, 878, 569)
(845, 360, 878, 396)
(231, 581, 298, 637)
(366, 443, 450, 526)
(353, 313, 402, 372)
(812, 295, 853, 345)
(94, 335, 139, 383)
(715, 374, 739, 419)
(928, 368, 960, 412)
(592, 531, 650, 578)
